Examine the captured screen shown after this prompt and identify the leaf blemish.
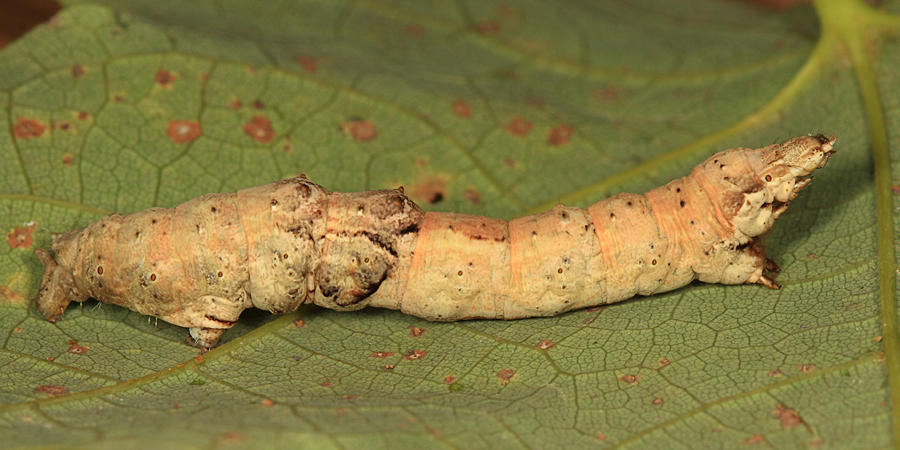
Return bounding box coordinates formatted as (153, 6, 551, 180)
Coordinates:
(548, 124, 574, 146)
(476, 21, 500, 35)
(506, 116, 533, 137)
(67, 341, 89, 354)
(497, 369, 516, 386)
(452, 100, 472, 118)
(34, 385, 68, 396)
(6, 223, 35, 249)
(13, 118, 47, 139)
(341, 119, 377, 142)
(295, 55, 318, 73)
(244, 116, 275, 143)
(413, 177, 446, 204)
(404, 350, 426, 360)
(154, 69, 176, 87)
(464, 187, 481, 205)
(406, 24, 424, 37)
(167, 120, 202, 144)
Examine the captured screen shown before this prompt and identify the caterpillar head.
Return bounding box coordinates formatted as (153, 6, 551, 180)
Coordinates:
(759, 134, 836, 203)
(726, 134, 836, 239)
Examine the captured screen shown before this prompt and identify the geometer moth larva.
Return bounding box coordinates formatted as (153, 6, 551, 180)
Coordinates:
(35, 135, 835, 348)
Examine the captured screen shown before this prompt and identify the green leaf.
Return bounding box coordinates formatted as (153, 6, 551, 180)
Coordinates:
(0, 0, 897, 447)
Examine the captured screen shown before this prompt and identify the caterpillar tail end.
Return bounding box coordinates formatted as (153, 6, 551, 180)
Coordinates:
(35, 249, 72, 322)
(35, 246, 87, 322)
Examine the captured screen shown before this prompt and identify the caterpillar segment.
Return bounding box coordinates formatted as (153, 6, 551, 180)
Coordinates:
(36, 135, 835, 348)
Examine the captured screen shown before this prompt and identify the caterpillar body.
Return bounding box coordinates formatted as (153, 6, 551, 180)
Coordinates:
(36, 135, 836, 348)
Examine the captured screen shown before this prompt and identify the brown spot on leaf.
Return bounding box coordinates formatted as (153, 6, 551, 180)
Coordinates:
(54, 121, 71, 131)
(166, 120, 202, 144)
(406, 24, 424, 36)
(618, 374, 639, 385)
(798, 363, 815, 373)
(252, 100, 265, 110)
(772, 404, 805, 430)
(7, 223, 35, 249)
(810, 437, 824, 447)
(536, 339, 556, 350)
(504, 157, 517, 168)
(768, 369, 782, 377)
(548, 124, 574, 146)
(501, 69, 518, 80)
(228, 99, 242, 110)
(452, 100, 472, 118)
(67, 342, 89, 355)
(294, 319, 306, 328)
(113, 94, 125, 102)
(525, 97, 544, 107)
(219, 431, 245, 444)
(244, 116, 275, 143)
(34, 385, 68, 396)
(476, 21, 500, 34)
(341, 119, 377, 142)
(594, 87, 619, 101)
(155, 69, 176, 87)
(596, 433, 607, 441)
(13, 326, 23, 332)
(464, 187, 481, 205)
(77, 111, 91, 121)
(892, 185, 900, 195)
(0, 286, 24, 304)
(295, 56, 318, 73)
(403, 350, 427, 360)
(744, 434, 765, 445)
(651, 398, 663, 406)
(370, 351, 394, 358)
(496, 5, 516, 17)
(71, 64, 85, 78)
(876, 335, 883, 342)
(261, 398, 274, 407)
(658, 358, 671, 367)
(583, 317, 595, 325)
(413, 177, 446, 204)
(319, 381, 333, 387)
(443, 375, 457, 384)
(497, 369, 516, 386)
(505, 116, 532, 137)
(194, 355, 204, 364)
(13, 117, 47, 139)
(408, 326, 426, 337)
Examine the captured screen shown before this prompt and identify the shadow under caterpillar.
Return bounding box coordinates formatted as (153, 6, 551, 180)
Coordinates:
(36, 135, 836, 348)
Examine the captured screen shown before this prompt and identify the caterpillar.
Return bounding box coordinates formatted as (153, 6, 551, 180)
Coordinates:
(35, 135, 835, 348)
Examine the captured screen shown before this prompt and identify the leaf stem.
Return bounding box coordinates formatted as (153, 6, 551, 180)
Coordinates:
(815, 0, 900, 443)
